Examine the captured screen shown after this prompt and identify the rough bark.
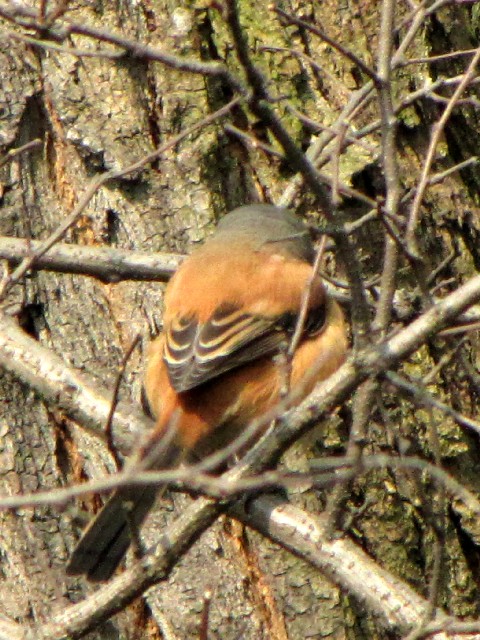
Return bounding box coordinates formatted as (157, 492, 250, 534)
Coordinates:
(0, 1, 479, 639)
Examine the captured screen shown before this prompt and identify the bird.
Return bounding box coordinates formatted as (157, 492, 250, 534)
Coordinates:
(66, 203, 348, 581)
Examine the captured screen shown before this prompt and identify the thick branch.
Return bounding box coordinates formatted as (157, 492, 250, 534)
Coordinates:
(0, 274, 479, 637)
(0, 237, 180, 283)
(0, 313, 151, 455)
(233, 495, 475, 640)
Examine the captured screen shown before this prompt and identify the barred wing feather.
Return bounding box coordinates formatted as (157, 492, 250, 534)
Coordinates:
(164, 303, 291, 392)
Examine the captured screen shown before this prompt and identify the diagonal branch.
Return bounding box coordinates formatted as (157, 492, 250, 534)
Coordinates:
(0, 273, 480, 637)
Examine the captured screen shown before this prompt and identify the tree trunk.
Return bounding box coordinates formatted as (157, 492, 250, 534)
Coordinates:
(0, 1, 480, 639)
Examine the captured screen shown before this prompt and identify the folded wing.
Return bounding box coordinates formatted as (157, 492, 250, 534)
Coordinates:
(164, 301, 326, 392)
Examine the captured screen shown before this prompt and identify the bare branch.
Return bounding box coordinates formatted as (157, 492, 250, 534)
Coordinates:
(0, 2, 238, 84)
(234, 494, 478, 640)
(406, 47, 480, 256)
(273, 6, 377, 82)
(0, 236, 180, 283)
(0, 97, 239, 299)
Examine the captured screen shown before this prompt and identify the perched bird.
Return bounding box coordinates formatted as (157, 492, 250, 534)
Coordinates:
(67, 204, 347, 581)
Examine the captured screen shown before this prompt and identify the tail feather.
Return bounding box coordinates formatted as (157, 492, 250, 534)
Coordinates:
(67, 406, 186, 581)
(66, 485, 158, 581)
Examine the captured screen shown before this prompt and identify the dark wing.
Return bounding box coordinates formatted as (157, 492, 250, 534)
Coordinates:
(164, 301, 326, 393)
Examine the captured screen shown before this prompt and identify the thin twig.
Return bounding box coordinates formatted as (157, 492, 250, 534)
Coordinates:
(0, 97, 239, 300)
(0, 138, 42, 168)
(225, 0, 371, 344)
(0, 3, 240, 85)
(273, 6, 377, 82)
(406, 47, 480, 256)
(105, 334, 141, 470)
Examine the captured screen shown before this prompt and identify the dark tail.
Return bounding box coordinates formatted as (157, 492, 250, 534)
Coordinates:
(67, 416, 185, 581)
(66, 485, 158, 581)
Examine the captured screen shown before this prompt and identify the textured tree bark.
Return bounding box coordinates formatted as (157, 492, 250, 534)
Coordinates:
(0, 1, 480, 639)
